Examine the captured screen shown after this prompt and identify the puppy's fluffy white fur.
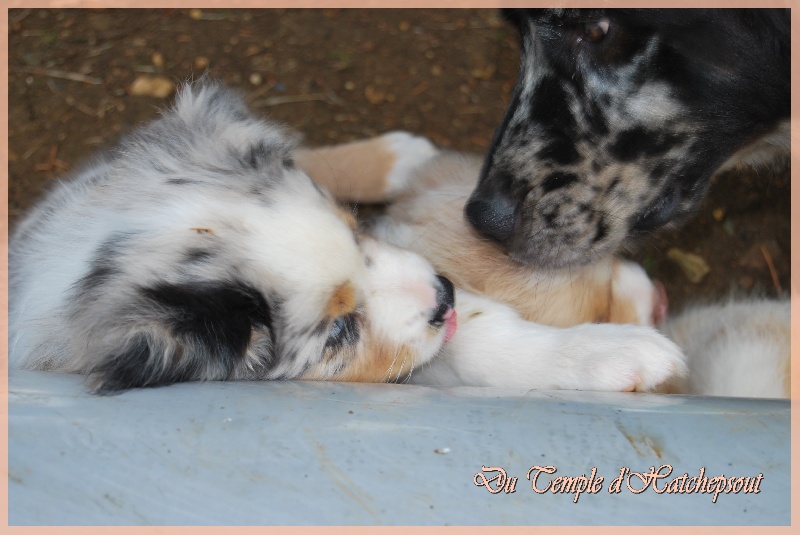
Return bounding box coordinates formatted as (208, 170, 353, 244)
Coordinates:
(10, 81, 687, 394)
(662, 299, 790, 398)
(9, 82, 457, 392)
(416, 291, 684, 391)
(300, 132, 789, 398)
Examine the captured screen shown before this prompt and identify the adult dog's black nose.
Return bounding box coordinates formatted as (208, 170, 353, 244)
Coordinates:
(465, 184, 517, 244)
(429, 275, 455, 326)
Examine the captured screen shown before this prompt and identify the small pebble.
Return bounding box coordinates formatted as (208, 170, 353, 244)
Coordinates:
(364, 85, 385, 104)
(667, 247, 710, 283)
(128, 75, 175, 98)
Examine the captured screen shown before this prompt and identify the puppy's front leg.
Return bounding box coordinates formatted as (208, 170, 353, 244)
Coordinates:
(410, 291, 686, 392)
(296, 132, 437, 203)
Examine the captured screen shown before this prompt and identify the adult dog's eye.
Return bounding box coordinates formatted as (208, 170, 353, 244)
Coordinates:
(578, 18, 610, 43)
(325, 314, 359, 350)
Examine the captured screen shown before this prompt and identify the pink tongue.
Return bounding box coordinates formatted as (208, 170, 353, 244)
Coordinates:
(442, 308, 458, 343)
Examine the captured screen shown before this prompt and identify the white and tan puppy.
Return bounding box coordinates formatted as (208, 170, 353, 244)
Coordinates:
(9, 81, 685, 394)
(301, 133, 684, 392)
(299, 133, 788, 398)
(298, 133, 667, 329)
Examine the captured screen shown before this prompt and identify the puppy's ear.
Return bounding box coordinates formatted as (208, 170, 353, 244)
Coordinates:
(87, 281, 275, 394)
(238, 139, 297, 174)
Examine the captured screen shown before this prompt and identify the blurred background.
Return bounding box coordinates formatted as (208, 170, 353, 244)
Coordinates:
(7, 8, 790, 312)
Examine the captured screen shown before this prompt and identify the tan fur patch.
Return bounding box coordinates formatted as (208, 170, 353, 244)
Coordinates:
(295, 138, 396, 203)
(335, 205, 357, 230)
(607, 299, 642, 324)
(326, 282, 357, 318)
(297, 337, 421, 384)
(371, 153, 650, 329)
(332, 340, 419, 383)
(302, 141, 648, 331)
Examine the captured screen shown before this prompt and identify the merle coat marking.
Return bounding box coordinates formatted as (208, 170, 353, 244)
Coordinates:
(8, 81, 456, 393)
(466, 8, 790, 268)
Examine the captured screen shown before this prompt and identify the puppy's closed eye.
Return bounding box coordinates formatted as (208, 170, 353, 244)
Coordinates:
(325, 313, 360, 352)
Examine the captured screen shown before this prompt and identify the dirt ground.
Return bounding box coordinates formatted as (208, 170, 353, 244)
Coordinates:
(8, 8, 791, 313)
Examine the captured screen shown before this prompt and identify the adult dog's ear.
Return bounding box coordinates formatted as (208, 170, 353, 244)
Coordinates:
(500, 8, 524, 28)
(500, 8, 540, 30)
(87, 281, 275, 394)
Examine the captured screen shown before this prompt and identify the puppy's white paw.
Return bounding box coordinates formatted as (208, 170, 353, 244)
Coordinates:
(380, 131, 438, 195)
(571, 324, 687, 392)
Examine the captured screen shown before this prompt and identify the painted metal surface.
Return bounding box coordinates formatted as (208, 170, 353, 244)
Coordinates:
(8, 369, 790, 526)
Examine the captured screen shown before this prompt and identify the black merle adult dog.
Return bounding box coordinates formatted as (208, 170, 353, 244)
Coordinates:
(466, 9, 790, 269)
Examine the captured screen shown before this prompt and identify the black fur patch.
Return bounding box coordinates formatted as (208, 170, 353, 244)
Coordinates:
(529, 76, 576, 135)
(608, 127, 681, 162)
(90, 334, 198, 394)
(244, 141, 272, 169)
(542, 172, 580, 193)
(542, 207, 558, 227)
(74, 233, 135, 298)
(239, 141, 295, 174)
(91, 281, 274, 392)
(143, 281, 272, 358)
(166, 178, 199, 186)
(537, 137, 580, 165)
(183, 248, 214, 263)
(649, 161, 670, 182)
(77, 261, 118, 295)
(583, 99, 610, 138)
(593, 217, 608, 243)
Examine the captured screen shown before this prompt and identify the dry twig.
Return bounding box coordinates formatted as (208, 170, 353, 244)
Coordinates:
(760, 244, 782, 294)
(21, 67, 103, 85)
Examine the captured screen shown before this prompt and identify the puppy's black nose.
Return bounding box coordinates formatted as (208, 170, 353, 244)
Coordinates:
(465, 178, 517, 244)
(429, 275, 455, 326)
